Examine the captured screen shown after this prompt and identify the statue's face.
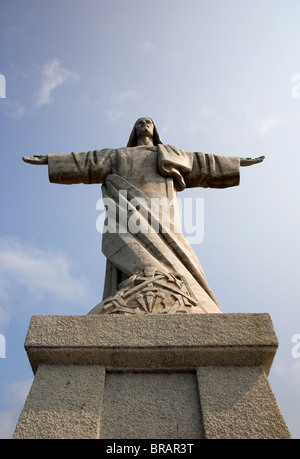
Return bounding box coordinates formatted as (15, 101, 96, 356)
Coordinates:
(135, 117, 154, 139)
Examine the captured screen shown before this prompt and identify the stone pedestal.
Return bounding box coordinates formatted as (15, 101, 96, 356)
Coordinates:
(13, 314, 291, 439)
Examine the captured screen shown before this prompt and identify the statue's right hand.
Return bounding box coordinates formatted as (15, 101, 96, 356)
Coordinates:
(22, 155, 48, 165)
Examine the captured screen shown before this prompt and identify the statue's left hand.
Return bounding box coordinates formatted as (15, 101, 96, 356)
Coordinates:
(240, 156, 265, 167)
(22, 155, 48, 165)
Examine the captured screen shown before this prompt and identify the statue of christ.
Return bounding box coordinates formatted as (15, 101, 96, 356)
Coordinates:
(23, 117, 264, 314)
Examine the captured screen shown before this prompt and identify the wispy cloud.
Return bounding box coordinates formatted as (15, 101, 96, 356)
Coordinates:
(0, 236, 96, 437)
(107, 90, 139, 122)
(255, 116, 283, 137)
(0, 379, 32, 439)
(1, 59, 79, 119)
(187, 106, 221, 135)
(138, 40, 155, 54)
(1, 100, 26, 120)
(244, 102, 283, 138)
(188, 103, 284, 142)
(0, 236, 95, 328)
(35, 58, 78, 107)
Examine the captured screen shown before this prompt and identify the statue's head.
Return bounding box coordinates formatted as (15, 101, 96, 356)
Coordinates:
(127, 117, 163, 147)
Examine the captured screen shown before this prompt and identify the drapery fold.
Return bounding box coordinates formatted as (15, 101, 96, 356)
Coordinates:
(48, 144, 240, 313)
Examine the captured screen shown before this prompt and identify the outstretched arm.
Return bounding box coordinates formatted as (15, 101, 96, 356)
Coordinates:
(240, 156, 265, 167)
(183, 150, 265, 190)
(22, 150, 112, 184)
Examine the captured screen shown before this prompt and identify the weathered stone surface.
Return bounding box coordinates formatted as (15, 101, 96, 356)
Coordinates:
(13, 313, 291, 439)
(25, 313, 278, 374)
(101, 372, 204, 439)
(197, 366, 291, 439)
(13, 364, 105, 439)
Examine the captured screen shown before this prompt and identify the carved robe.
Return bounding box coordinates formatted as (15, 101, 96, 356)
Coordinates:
(48, 144, 240, 314)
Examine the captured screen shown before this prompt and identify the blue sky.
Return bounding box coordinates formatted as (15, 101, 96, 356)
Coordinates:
(0, 0, 300, 438)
